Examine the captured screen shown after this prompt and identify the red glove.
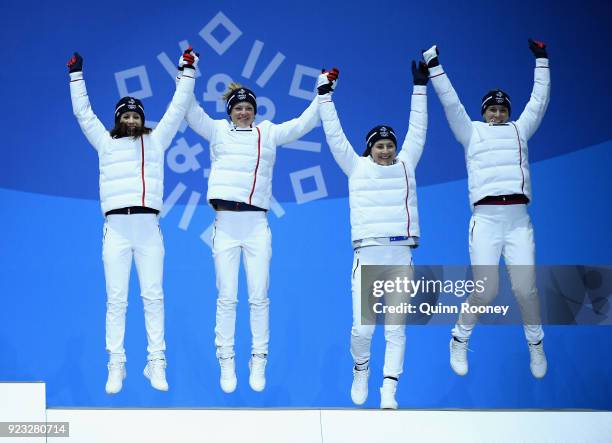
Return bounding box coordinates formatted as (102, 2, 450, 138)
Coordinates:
(528, 38, 548, 59)
(179, 46, 199, 70)
(67, 52, 83, 73)
(317, 67, 339, 95)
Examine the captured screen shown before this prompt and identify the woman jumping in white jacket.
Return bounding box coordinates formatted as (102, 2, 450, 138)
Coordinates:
(318, 61, 428, 409)
(68, 49, 197, 394)
(423, 39, 551, 379)
(184, 68, 331, 394)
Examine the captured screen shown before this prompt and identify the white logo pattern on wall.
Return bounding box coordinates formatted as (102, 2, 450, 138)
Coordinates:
(114, 11, 327, 248)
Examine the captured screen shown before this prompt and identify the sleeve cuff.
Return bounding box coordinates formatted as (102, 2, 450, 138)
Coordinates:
(413, 85, 427, 95)
(535, 58, 549, 68)
(318, 93, 333, 104)
(69, 71, 84, 81)
(181, 68, 196, 79)
(428, 65, 444, 77)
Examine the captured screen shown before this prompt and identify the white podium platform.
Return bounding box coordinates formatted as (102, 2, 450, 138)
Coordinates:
(2, 383, 612, 443)
(0, 382, 46, 443)
(45, 408, 612, 443)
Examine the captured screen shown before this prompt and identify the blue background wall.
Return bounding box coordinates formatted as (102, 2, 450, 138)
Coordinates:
(1, 0, 611, 408)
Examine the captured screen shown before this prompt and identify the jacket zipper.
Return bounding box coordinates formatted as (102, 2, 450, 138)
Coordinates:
(140, 135, 146, 206)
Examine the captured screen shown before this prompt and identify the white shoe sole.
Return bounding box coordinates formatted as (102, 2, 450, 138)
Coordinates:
(380, 392, 398, 409)
(143, 368, 169, 391)
(351, 382, 368, 405)
(450, 339, 468, 376)
(220, 378, 237, 393)
(530, 364, 547, 379)
(351, 391, 368, 406)
(105, 368, 126, 395)
(380, 401, 398, 409)
(105, 383, 123, 395)
(249, 378, 265, 392)
(249, 359, 266, 392)
(450, 362, 468, 376)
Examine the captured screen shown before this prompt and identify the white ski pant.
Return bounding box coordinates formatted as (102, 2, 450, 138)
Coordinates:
(102, 214, 166, 363)
(351, 245, 413, 379)
(452, 204, 544, 343)
(212, 211, 271, 359)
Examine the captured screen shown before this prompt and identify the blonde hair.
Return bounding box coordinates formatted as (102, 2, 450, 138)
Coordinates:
(222, 82, 244, 101)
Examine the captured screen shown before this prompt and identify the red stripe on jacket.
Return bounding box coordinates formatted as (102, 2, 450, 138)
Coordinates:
(248, 127, 262, 205)
(510, 122, 526, 194)
(400, 161, 411, 237)
(140, 135, 146, 206)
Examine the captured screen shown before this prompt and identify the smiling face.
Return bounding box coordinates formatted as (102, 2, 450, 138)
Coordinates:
(230, 102, 255, 128)
(370, 139, 397, 165)
(484, 105, 509, 124)
(119, 111, 143, 135)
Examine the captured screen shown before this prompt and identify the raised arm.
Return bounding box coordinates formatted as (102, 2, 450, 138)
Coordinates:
(398, 60, 428, 168)
(515, 39, 551, 140)
(185, 95, 217, 141)
(424, 45, 473, 147)
(184, 59, 216, 141)
(317, 69, 358, 176)
(270, 95, 321, 146)
(67, 52, 111, 151)
(151, 48, 198, 150)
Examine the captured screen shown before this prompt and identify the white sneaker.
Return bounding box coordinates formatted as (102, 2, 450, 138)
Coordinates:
(105, 362, 126, 395)
(529, 341, 547, 379)
(143, 359, 169, 391)
(450, 337, 469, 376)
(351, 367, 369, 405)
(249, 355, 267, 392)
(380, 378, 398, 409)
(219, 357, 237, 393)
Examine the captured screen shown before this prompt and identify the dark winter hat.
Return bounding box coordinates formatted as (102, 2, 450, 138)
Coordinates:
(363, 125, 397, 157)
(481, 89, 512, 115)
(114, 97, 145, 123)
(226, 87, 257, 115)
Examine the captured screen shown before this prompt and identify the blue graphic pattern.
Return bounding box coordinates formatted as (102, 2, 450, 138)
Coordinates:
(0, 0, 611, 408)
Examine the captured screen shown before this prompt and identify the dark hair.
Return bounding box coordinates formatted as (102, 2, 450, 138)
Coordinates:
(362, 141, 397, 158)
(110, 122, 152, 139)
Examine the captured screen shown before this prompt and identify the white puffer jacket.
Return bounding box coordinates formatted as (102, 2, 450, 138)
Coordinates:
(429, 58, 550, 208)
(319, 85, 427, 244)
(185, 96, 319, 210)
(70, 70, 195, 214)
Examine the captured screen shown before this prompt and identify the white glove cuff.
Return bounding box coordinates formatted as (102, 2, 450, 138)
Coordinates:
(422, 45, 438, 64)
(316, 73, 330, 88)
